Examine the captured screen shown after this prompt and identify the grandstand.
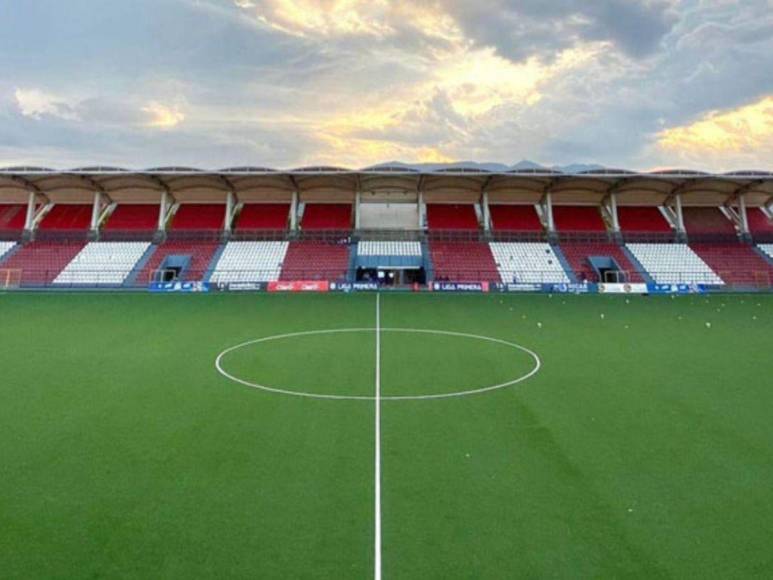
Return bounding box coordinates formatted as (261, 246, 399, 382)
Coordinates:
(0, 166, 771, 291)
(1, 165, 772, 580)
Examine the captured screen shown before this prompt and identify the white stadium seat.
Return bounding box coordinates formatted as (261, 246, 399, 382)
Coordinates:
(209, 241, 289, 283)
(0, 241, 16, 261)
(489, 242, 570, 284)
(357, 241, 422, 256)
(758, 244, 773, 260)
(54, 242, 150, 285)
(626, 243, 723, 284)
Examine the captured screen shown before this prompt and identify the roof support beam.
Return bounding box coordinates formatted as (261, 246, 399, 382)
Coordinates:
(539, 180, 557, 233)
(480, 176, 494, 232)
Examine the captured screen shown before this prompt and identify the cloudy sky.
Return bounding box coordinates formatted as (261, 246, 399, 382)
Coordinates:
(0, 0, 771, 170)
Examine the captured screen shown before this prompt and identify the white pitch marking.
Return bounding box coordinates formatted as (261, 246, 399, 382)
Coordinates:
(214, 328, 542, 401)
(374, 293, 382, 580)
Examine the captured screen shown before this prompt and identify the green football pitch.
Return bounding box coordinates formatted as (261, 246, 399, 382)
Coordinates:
(1, 292, 772, 579)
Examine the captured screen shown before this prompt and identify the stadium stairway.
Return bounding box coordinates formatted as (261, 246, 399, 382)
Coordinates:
(560, 243, 644, 283)
(550, 245, 578, 283)
(123, 244, 161, 287)
(757, 244, 773, 263)
(619, 246, 655, 284)
(421, 240, 433, 281)
(138, 241, 220, 284)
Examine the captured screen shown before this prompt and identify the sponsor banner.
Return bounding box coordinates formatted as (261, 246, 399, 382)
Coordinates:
(647, 283, 706, 295)
(549, 283, 595, 294)
(431, 281, 490, 293)
(217, 282, 266, 292)
(330, 282, 380, 292)
(148, 281, 210, 293)
(267, 280, 330, 293)
(494, 283, 543, 293)
(598, 282, 648, 294)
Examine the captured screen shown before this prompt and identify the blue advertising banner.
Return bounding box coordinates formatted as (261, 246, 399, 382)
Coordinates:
(647, 283, 706, 295)
(148, 281, 210, 293)
(548, 283, 596, 294)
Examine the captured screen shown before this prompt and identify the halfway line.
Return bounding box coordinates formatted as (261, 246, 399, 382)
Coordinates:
(374, 293, 382, 580)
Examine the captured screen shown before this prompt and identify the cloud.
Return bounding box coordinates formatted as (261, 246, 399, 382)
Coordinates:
(142, 102, 186, 129)
(14, 88, 79, 121)
(655, 96, 773, 168)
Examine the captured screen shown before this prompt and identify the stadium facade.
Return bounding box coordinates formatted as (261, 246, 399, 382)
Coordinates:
(0, 165, 772, 292)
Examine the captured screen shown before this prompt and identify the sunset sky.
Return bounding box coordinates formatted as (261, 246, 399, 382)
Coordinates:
(0, 0, 771, 170)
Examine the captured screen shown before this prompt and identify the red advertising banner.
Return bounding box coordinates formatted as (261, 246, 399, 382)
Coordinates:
(267, 280, 330, 293)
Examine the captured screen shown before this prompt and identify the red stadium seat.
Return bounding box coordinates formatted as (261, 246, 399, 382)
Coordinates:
(690, 244, 773, 287)
(552, 206, 607, 232)
(280, 241, 349, 280)
(426, 205, 480, 231)
(430, 242, 499, 282)
(300, 204, 352, 230)
(104, 205, 159, 231)
(489, 205, 543, 231)
(0, 241, 86, 285)
(682, 207, 736, 236)
(39, 205, 92, 230)
(236, 204, 290, 230)
(748, 209, 773, 239)
(171, 204, 226, 230)
(617, 207, 672, 233)
(0, 204, 27, 231)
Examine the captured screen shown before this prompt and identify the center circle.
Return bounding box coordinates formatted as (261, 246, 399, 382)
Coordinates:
(215, 328, 541, 401)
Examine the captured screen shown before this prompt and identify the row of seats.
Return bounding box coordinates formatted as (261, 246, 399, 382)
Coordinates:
(8, 203, 771, 238)
(3, 238, 773, 287)
(357, 241, 422, 256)
(209, 242, 289, 283)
(490, 243, 570, 284)
(280, 242, 350, 281)
(0, 205, 27, 230)
(690, 244, 773, 286)
(53, 242, 150, 286)
(626, 244, 723, 285)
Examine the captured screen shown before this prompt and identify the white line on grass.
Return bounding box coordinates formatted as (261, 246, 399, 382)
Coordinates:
(214, 328, 542, 401)
(374, 293, 382, 580)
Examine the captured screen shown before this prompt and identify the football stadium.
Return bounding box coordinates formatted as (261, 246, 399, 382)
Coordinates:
(1, 167, 773, 578)
(3, 0, 773, 578)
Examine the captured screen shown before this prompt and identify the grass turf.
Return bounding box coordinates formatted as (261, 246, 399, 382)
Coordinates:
(1, 292, 772, 578)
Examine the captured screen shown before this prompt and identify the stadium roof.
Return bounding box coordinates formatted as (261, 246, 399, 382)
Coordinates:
(0, 166, 772, 207)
